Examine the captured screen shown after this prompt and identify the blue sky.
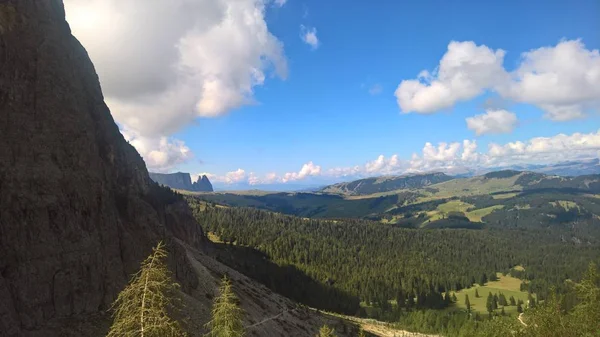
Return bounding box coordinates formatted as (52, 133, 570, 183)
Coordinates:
(65, 0, 600, 189)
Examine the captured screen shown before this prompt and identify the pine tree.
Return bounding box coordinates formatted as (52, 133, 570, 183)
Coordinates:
(318, 325, 336, 337)
(486, 292, 494, 314)
(493, 293, 498, 309)
(479, 273, 488, 286)
(498, 292, 507, 306)
(206, 276, 245, 337)
(465, 294, 471, 313)
(107, 241, 185, 337)
(475, 288, 480, 298)
(509, 295, 516, 306)
(517, 302, 523, 313)
(527, 293, 536, 309)
(500, 306, 505, 316)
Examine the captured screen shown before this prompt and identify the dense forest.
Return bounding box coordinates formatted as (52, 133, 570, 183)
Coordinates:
(188, 198, 599, 319)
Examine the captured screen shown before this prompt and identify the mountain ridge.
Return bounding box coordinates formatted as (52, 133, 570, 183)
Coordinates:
(320, 172, 454, 195)
(150, 171, 214, 192)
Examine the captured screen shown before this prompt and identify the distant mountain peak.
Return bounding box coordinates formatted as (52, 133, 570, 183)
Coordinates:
(149, 172, 213, 192)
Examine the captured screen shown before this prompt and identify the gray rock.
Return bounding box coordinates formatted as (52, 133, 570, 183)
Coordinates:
(0, 1, 202, 335)
(149, 172, 214, 192)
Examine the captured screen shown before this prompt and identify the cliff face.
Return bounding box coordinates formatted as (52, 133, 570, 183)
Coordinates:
(150, 172, 214, 192)
(0, 1, 202, 335)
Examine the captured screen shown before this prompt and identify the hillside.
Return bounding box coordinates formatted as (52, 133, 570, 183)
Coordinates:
(196, 171, 600, 230)
(320, 172, 454, 195)
(0, 2, 354, 335)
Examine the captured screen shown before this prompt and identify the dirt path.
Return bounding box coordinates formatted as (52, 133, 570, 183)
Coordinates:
(337, 315, 439, 337)
(246, 309, 293, 329)
(518, 313, 527, 327)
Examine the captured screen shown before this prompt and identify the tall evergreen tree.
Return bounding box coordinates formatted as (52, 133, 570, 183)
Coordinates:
(206, 276, 245, 337)
(528, 293, 536, 309)
(486, 292, 494, 314)
(509, 295, 516, 306)
(107, 241, 185, 337)
(498, 292, 507, 306)
(465, 294, 471, 313)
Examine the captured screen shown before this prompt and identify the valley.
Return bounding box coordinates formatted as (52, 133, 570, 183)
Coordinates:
(183, 170, 600, 336)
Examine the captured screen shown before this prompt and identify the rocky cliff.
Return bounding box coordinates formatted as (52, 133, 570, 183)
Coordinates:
(0, 1, 357, 336)
(150, 172, 214, 192)
(0, 1, 202, 335)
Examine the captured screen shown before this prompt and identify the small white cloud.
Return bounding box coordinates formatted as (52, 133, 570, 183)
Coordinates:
(273, 0, 287, 7)
(283, 161, 321, 182)
(466, 109, 518, 136)
(121, 128, 193, 172)
(300, 25, 319, 49)
(368, 84, 383, 95)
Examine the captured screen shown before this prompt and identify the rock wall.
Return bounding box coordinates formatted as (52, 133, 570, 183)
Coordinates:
(149, 172, 214, 192)
(0, 1, 202, 335)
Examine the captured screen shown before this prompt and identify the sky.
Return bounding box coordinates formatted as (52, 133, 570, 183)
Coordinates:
(64, 0, 600, 190)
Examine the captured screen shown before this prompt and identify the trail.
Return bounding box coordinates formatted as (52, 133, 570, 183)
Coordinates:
(332, 314, 439, 337)
(518, 313, 528, 327)
(246, 309, 291, 329)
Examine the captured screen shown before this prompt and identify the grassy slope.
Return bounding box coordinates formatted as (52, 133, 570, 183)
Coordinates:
(450, 273, 532, 317)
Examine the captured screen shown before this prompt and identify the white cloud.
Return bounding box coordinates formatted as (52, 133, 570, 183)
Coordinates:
(395, 39, 600, 120)
(504, 40, 600, 121)
(247, 172, 260, 185)
(466, 109, 518, 135)
(224, 169, 247, 184)
(368, 84, 383, 95)
(283, 161, 322, 182)
(300, 25, 319, 49)
(423, 142, 462, 162)
(121, 129, 192, 172)
(273, 0, 287, 7)
(395, 41, 507, 113)
(325, 129, 600, 179)
(461, 140, 479, 162)
(65, 0, 287, 153)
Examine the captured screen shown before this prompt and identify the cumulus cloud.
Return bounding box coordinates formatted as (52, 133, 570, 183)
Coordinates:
(326, 129, 600, 179)
(65, 0, 287, 169)
(283, 161, 322, 182)
(466, 109, 518, 135)
(300, 25, 319, 49)
(121, 129, 192, 172)
(503, 39, 600, 121)
(395, 39, 600, 121)
(395, 41, 507, 113)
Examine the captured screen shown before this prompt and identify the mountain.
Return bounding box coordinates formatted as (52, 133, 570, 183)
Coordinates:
(196, 170, 600, 225)
(320, 172, 454, 195)
(149, 172, 214, 192)
(0, 2, 353, 336)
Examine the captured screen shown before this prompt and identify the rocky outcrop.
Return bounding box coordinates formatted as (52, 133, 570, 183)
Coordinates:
(0, 1, 202, 335)
(194, 175, 213, 192)
(149, 172, 214, 192)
